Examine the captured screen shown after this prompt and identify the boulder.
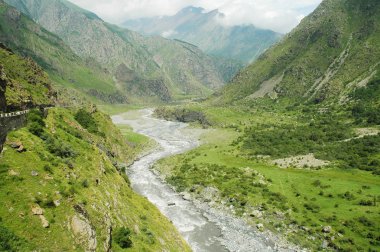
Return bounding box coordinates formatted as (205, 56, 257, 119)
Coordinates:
(322, 226, 332, 233)
(71, 215, 97, 251)
(250, 210, 263, 218)
(9, 141, 21, 149)
(256, 223, 264, 231)
(17, 145, 26, 153)
(31, 170, 39, 176)
(32, 205, 44, 215)
(39, 215, 49, 228)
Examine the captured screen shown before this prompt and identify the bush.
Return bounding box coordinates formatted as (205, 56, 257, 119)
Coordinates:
(114, 227, 133, 249)
(74, 109, 98, 134)
(0, 225, 27, 251)
(27, 110, 45, 137)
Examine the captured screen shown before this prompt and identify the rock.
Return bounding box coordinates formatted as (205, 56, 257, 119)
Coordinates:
(168, 202, 176, 206)
(32, 205, 44, 215)
(9, 141, 21, 149)
(39, 215, 49, 228)
(300, 226, 310, 232)
(31, 170, 39, 176)
(321, 240, 329, 249)
(54, 200, 61, 207)
(250, 210, 263, 218)
(181, 192, 191, 201)
(71, 215, 97, 251)
(322, 226, 332, 233)
(256, 223, 264, 231)
(17, 145, 26, 153)
(8, 169, 19, 176)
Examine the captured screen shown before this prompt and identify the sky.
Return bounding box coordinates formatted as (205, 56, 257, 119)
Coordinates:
(67, 0, 323, 33)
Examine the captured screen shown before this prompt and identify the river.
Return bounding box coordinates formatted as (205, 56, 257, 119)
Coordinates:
(112, 109, 286, 252)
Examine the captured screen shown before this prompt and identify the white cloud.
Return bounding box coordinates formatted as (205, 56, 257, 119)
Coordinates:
(67, 0, 322, 33)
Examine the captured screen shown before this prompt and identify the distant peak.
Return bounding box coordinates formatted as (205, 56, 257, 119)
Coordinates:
(179, 6, 205, 14)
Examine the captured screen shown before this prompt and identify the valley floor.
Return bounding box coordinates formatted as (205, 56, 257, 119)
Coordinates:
(153, 104, 380, 251)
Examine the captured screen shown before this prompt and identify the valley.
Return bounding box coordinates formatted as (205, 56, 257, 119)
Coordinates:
(0, 0, 379, 251)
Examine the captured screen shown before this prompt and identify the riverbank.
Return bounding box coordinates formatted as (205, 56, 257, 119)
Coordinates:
(112, 109, 300, 252)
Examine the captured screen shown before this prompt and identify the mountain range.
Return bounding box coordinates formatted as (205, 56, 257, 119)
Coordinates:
(2, 0, 240, 103)
(123, 6, 282, 64)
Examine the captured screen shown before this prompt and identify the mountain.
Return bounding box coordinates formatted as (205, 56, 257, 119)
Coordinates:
(0, 0, 127, 104)
(4, 0, 229, 102)
(122, 6, 282, 63)
(0, 40, 190, 252)
(219, 0, 380, 105)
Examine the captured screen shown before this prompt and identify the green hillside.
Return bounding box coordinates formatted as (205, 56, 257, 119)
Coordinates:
(0, 39, 189, 251)
(220, 0, 380, 105)
(0, 1, 126, 104)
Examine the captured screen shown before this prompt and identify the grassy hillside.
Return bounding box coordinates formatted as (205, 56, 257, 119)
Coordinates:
(0, 45, 54, 111)
(0, 1, 127, 104)
(0, 108, 190, 251)
(0, 37, 189, 251)
(219, 0, 380, 105)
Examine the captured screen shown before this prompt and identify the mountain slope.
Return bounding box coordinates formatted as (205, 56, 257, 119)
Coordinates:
(5, 0, 227, 102)
(123, 6, 282, 63)
(0, 40, 190, 251)
(219, 0, 380, 105)
(0, 1, 128, 104)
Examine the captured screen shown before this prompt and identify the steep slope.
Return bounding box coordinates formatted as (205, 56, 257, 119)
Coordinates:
(0, 1, 127, 104)
(219, 0, 380, 105)
(0, 40, 190, 251)
(0, 44, 55, 112)
(123, 6, 282, 63)
(5, 0, 227, 101)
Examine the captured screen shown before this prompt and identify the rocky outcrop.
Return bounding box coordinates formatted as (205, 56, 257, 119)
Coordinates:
(0, 65, 6, 112)
(70, 204, 97, 252)
(155, 107, 210, 127)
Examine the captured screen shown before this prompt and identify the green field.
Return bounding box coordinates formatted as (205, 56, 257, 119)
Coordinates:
(155, 105, 380, 251)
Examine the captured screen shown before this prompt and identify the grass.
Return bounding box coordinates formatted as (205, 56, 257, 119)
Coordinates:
(0, 107, 190, 251)
(154, 104, 380, 251)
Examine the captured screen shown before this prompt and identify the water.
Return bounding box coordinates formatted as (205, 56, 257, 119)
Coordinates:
(112, 109, 281, 252)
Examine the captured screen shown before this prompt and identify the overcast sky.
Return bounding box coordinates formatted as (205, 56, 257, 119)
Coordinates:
(67, 0, 322, 33)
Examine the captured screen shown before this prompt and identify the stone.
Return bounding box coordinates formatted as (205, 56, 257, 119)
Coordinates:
(181, 192, 191, 201)
(54, 200, 61, 207)
(31, 170, 39, 176)
(256, 223, 264, 231)
(8, 169, 19, 176)
(250, 210, 263, 218)
(71, 215, 97, 251)
(322, 226, 332, 233)
(32, 205, 44, 215)
(39, 215, 49, 228)
(322, 240, 329, 249)
(9, 141, 21, 149)
(17, 145, 26, 153)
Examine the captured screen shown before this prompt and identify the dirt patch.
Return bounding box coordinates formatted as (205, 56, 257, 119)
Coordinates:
(272, 153, 329, 168)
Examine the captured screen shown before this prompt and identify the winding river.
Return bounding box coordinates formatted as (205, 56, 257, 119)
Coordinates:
(112, 109, 282, 252)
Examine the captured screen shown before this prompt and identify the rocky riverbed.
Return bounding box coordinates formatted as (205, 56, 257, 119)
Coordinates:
(112, 109, 298, 252)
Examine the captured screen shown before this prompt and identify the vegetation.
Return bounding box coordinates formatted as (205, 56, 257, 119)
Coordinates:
(0, 108, 190, 251)
(154, 103, 380, 251)
(114, 227, 133, 249)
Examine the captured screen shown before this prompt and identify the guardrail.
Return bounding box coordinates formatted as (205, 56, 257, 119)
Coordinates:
(0, 110, 30, 118)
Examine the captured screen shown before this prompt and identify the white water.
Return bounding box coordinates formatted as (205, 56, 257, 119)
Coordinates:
(112, 109, 279, 252)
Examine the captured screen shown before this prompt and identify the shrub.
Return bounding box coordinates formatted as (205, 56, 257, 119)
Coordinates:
(114, 227, 133, 249)
(27, 110, 45, 137)
(74, 109, 98, 133)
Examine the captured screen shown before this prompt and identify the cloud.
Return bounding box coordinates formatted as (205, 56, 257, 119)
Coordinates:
(67, 0, 322, 33)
